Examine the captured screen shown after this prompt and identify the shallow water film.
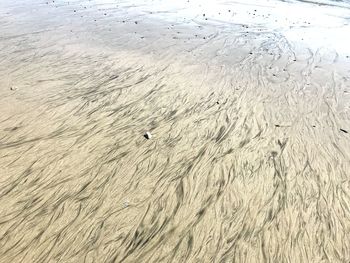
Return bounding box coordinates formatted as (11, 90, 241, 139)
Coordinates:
(1, 0, 350, 262)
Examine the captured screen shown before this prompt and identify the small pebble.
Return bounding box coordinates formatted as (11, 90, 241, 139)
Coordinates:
(144, 131, 152, 139)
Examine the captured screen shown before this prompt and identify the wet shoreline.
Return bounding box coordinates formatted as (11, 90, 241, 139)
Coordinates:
(1, 0, 350, 262)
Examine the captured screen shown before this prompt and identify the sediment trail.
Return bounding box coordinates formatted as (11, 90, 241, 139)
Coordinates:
(1, 0, 350, 262)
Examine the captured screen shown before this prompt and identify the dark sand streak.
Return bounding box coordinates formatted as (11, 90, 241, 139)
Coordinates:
(1, 0, 350, 262)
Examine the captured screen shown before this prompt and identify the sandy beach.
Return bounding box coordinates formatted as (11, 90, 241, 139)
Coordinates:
(1, 0, 350, 262)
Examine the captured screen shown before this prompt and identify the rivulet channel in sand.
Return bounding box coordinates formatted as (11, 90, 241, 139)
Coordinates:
(1, 0, 350, 262)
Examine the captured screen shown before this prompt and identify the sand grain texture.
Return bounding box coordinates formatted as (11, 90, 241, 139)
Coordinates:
(1, 0, 350, 262)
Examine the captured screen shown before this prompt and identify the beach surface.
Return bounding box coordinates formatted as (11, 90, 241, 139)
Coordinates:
(1, 0, 350, 262)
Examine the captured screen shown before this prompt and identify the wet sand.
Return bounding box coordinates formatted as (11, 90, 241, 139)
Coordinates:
(1, 0, 350, 262)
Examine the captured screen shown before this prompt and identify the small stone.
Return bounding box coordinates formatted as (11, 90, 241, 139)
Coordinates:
(10, 86, 17, 91)
(144, 131, 152, 139)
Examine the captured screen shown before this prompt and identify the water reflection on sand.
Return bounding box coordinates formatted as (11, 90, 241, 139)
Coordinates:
(1, 0, 350, 262)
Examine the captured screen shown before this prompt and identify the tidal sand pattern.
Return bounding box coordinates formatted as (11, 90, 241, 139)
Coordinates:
(1, 0, 350, 262)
